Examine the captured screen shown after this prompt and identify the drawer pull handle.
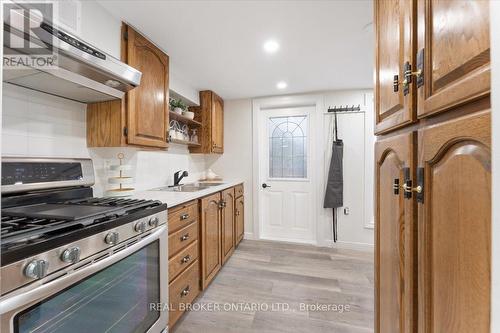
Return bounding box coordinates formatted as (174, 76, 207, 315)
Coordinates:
(180, 213, 190, 220)
(181, 255, 191, 263)
(181, 286, 190, 297)
(180, 233, 189, 241)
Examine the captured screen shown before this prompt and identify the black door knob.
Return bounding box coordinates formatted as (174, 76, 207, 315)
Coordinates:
(262, 183, 271, 189)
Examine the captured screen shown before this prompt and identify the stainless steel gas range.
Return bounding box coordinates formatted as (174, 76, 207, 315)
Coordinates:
(0, 157, 168, 333)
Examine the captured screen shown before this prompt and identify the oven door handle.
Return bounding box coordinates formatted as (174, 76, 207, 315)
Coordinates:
(0, 225, 167, 315)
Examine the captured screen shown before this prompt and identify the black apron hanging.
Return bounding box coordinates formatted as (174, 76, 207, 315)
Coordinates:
(323, 110, 343, 242)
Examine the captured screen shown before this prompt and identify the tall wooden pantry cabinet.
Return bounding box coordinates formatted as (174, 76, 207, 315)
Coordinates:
(374, 1, 491, 333)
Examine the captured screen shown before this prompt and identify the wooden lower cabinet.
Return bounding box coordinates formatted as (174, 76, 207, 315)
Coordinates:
(418, 111, 491, 333)
(168, 260, 200, 327)
(168, 185, 245, 328)
(234, 195, 244, 246)
(167, 201, 200, 328)
(375, 132, 417, 333)
(200, 192, 222, 290)
(221, 188, 235, 264)
(375, 111, 491, 333)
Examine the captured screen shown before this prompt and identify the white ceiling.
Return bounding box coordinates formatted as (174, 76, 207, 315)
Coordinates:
(98, 0, 374, 100)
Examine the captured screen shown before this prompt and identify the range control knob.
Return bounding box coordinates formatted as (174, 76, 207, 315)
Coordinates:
(149, 217, 159, 227)
(24, 260, 49, 279)
(61, 246, 81, 264)
(135, 221, 147, 233)
(105, 231, 119, 245)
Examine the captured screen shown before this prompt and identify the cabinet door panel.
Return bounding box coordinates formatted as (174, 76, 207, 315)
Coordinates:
(374, 0, 416, 134)
(200, 192, 222, 290)
(212, 93, 224, 153)
(417, 0, 490, 117)
(375, 132, 416, 333)
(221, 188, 235, 264)
(235, 196, 244, 246)
(126, 26, 169, 148)
(418, 111, 491, 333)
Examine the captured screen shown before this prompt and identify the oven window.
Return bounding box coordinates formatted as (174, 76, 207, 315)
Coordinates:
(14, 241, 160, 333)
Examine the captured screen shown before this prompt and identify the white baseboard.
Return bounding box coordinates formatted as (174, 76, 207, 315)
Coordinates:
(364, 220, 375, 229)
(243, 232, 255, 240)
(320, 240, 374, 252)
(258, 235, 317, 245)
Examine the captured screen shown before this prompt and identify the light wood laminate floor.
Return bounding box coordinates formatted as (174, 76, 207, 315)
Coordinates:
(173, 240, 374, 333)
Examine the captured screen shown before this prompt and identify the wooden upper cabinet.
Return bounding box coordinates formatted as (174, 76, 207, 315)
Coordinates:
(200, 192, 222, 290)
(125, 25, 169, 148)
(375, 132, 416, 333)
(418, 111, 491, 333)
(374, 0, 416, 134)
(416, 0, 490, 118)
(221, 188, 235, 264)
(189, 91, 224, 154)
(87, 24, 169, 149)
(212, 93, 224, 153)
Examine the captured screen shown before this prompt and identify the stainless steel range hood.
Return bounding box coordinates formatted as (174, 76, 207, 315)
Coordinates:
(3, 7, 141, 103)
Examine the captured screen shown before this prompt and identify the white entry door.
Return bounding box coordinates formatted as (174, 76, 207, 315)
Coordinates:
(258, 106, 315, 243)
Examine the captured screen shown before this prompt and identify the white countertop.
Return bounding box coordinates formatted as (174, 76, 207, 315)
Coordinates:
(129, 180, 244, 208)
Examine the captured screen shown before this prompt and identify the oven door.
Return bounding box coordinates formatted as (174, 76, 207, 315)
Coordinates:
(0, 225, 168, 333)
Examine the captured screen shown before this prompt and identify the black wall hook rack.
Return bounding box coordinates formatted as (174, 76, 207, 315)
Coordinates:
(327, 104, 362, 113)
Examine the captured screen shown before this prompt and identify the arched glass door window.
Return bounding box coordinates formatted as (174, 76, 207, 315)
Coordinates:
(268, 115, 307, 178)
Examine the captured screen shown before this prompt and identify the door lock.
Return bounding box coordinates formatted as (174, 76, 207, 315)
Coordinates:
(262, 183, 271, 189)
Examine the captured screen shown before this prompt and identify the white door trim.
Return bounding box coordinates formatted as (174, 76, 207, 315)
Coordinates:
(252, 94, 324, 243)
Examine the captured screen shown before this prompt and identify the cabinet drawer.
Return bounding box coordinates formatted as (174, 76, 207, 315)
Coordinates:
(168, 201, 199, 234)
(169, 259, 200, 327)
(235, 184, 244, 198)
(169, 240, 199, 282)
(169, 221, 198, 258)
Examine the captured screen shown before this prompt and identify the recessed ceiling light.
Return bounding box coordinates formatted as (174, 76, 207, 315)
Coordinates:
(276, 81, 287, 89)
(263, 40, 280, 54)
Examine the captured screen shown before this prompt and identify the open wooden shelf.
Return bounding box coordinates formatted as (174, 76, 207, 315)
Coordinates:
(169, 111, 202, 127)
(169, 138, 201, 147)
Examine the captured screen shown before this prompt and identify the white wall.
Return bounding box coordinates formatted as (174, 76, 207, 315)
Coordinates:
(1, 84, 206, 196)
(490, 0, 499, 330)
(208, 89, 375, 248)
(321, 90, 374, 247)
(206, 99, 254, 235)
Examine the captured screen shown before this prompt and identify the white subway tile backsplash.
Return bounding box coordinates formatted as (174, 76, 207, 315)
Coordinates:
(2, 84, 208, 196)
(2, 134, 29, 155)
(2, 115, 29, 136)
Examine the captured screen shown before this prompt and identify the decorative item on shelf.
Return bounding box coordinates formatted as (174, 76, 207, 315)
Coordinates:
(191, 129, 198, 144)
(169, 119, 181, 141)
(182, 110, 195, 120)
(182, 124, 189, 141)
(106, 153, 135, 197)
(169, 98, 187, 115)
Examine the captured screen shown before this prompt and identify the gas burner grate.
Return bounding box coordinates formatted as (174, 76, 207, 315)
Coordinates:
(1, 198, 162, 248)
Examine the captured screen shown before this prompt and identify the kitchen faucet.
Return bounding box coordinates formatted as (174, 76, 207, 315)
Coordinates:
(173, 170, 188, 186)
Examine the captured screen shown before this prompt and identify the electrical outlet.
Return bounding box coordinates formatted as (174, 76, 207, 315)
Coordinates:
(343, 207, 350, 215)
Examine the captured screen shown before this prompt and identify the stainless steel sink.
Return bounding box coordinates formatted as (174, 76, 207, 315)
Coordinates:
(198, 182, 225, 187)
(151, 182, 225, 192)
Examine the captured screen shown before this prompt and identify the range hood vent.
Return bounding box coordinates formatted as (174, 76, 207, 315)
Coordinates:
(3, 7, 141, 103)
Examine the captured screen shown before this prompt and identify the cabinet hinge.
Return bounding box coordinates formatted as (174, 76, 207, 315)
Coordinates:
(416, 167, 424, 203)
(403, 62, 411, 96)
(403, 167, 412, 199)
(123, 127, 128, 137)
(393, 178, 400, 195)
(123, 29, 128, 41)
(416, 48, 424, 88)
